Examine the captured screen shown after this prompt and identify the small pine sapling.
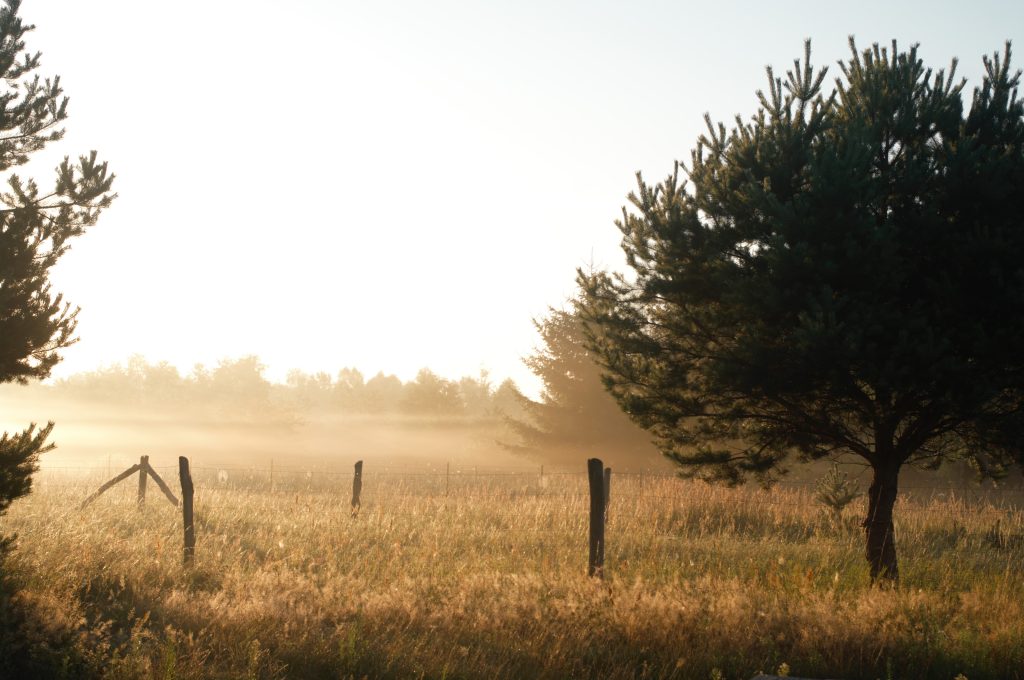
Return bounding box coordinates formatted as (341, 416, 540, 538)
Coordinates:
(815, 464, 861, 526)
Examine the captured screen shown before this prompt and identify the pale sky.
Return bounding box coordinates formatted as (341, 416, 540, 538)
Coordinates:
(17, 0, 1023, 395)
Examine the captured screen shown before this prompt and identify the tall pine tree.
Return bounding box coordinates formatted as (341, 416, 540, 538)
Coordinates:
(0, 0, 115, 536)
(505, 305, 664, 470)
(579, 40, 1024, 583)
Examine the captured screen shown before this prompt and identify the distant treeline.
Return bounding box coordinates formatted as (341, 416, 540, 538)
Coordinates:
(5, 356, 525, 424)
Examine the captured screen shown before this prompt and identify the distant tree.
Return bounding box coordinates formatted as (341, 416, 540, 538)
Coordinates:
(138, 359, 185, 405)
(0, 0, 115, 534)
(402, 368, 464, 416)
(458, 370, 493, 418)
(579, 40, 1024, 583)
(55, 356, 183, 405)
(334, 367, 365, 409)
(206, 356, 278, 421)
(286, 368, 334, 411)
(52, 361, 132, 401)
(504, 305, 662, 469)
(491, 378, 525, 421)
(362, 372, 403, 412)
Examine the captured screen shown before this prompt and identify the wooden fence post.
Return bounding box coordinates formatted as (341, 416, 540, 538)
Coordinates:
(445, 462, 450, 497)
(587, 458, 605, 579)
(142, 459, 180, 507)
(351, 460, 363, 516)
(79, 463, 142, 510)
(179, 456, 195, 567)
(137, 455, 149, 507)
(603, 466, 611, 523)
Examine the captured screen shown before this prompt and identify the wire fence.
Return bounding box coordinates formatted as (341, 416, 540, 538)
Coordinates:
(33, 460, 1024, 513)
(16, 460, 1023, 560)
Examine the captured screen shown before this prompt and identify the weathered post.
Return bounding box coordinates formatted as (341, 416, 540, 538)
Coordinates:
(143, 459, 180, 507)
(351, 460, 363, 516)
(137, 455, 149, 507)
(445, 462, 450, 497)
(587, 458, 605, 578)
(179, 456, 195, 567)
(603, 466, 611, 523)
(79, 462, 142, 510)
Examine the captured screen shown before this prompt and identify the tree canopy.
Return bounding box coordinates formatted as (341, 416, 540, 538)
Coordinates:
(578, 39, 1024, 582)
(0, 0, 115, 528)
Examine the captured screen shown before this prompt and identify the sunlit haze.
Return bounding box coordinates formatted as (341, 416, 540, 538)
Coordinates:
(19, 0, 1023, 394)
(5, 3, 1024, 676)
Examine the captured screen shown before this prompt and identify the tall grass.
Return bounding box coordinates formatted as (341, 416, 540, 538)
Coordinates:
(2, 471, 1022, 679)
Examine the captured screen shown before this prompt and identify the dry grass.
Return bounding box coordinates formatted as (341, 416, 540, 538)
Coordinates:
(2, 471, 1023, 679)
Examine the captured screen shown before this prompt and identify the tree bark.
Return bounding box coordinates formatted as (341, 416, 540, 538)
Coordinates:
(863, 461, 900, 585)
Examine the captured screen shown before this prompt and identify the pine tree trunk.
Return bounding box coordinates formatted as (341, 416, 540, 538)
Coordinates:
(863, 461, 900, 585)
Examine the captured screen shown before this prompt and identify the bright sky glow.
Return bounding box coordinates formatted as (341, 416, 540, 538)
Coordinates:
(17, 0, 1024, 395)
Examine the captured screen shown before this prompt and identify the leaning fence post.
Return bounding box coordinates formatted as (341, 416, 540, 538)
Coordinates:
(351, 460, 363, 516)
(587, 458, 605, 579)
(179, 456, 195, 567)
(142, 459, 180, 507)
(79, 462, 143, 510)
(137, 455, 149, 507)
(603, 466, 611, 523)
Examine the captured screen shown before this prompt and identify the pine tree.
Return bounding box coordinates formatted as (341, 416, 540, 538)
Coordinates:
(0, 0, 115, 536)
(815, 464, 861, 526)
(504, 305, 663, 469)
(579, 40, 1024, 583)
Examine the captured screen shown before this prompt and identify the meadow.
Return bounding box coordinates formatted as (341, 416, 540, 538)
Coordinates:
(1, 466, 1023, 680)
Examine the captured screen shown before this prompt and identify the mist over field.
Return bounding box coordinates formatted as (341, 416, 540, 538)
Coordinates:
(4, 0, 1024, 677)
(0, 355, 671, 474)
(3, 356, 1012, 491)
(1, 397, 513, 470)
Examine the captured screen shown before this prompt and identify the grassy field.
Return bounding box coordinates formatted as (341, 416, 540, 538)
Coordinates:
(1, 468, 1023, 679)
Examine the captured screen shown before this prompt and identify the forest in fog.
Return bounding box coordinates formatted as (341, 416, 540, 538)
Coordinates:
(0, 344, 672, 472)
